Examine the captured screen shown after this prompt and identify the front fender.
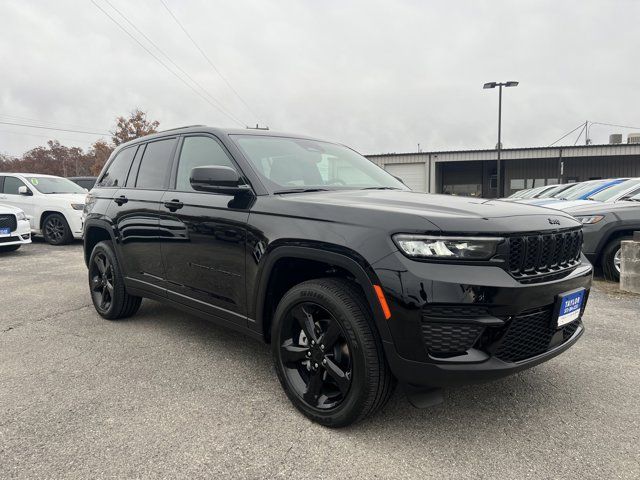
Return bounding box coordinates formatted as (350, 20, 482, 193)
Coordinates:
(250, 242, 394, 344)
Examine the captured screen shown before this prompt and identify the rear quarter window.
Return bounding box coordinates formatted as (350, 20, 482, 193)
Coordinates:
(97, 146, 137, 188)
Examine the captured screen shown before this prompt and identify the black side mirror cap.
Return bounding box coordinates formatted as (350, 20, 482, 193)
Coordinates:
(190, 166, 253, 195)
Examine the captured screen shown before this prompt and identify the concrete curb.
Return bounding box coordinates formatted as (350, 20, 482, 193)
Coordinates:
(620, 236, 640, 294)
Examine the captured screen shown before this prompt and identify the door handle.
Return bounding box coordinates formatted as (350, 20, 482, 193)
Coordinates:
(164, 199, 184, 211)
(114, 195, 128, 206)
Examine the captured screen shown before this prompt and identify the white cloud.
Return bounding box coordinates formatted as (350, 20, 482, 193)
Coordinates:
(1, 0, 639, 156)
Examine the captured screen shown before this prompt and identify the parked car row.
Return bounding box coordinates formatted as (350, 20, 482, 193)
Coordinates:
(0, 172, 90, 246)
(0, 203, 31, 252)
(505, 178, 640, 281)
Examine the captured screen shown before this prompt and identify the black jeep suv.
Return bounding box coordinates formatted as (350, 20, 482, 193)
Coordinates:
(83, 126, 592, 427)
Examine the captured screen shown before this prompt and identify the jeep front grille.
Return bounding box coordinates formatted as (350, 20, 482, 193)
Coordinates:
(508, 228, 582, 282)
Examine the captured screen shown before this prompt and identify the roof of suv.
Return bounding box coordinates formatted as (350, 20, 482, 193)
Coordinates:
(115, 126, 329, 149)
(0, 172, 62, 178)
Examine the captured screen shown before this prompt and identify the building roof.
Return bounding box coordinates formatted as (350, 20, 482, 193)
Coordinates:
(366, 142, 640, 162)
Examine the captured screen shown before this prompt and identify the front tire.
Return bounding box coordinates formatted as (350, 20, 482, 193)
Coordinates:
(602, 236, 632, 282)
(89, 240, 142, 320)
(272, 278, 395, 427)
(42, 213, 73, 245)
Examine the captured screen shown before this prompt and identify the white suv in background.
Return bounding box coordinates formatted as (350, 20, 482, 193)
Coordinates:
(0, 203, 31, 252)
(0, 173, 87, 245)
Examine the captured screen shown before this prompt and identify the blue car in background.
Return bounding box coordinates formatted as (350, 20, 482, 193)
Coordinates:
(517, 178, 627, 206)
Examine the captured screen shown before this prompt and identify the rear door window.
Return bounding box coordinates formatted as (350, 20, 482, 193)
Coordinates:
(97, 146, 137, 188)
(135, 138, 178, 190)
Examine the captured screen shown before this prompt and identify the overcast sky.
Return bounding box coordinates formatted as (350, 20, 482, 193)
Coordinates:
(1, 0, 639, 157)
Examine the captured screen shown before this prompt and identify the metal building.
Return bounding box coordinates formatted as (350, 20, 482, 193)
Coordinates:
(367, 143, 640, 198)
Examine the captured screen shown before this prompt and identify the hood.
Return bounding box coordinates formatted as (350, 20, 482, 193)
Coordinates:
(564, 200, 640, 216)
(514, 198, 559, 206)
(543, 199, 600, 211)
(45, 193, 87, 204)
(0, 203, 25, 215)
(274, 190, 580, 233)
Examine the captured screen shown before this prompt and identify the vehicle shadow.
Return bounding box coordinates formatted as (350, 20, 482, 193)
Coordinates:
(128, 298, 580, 436)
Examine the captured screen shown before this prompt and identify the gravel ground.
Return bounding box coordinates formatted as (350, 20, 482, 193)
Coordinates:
(1, 241, 639, 479)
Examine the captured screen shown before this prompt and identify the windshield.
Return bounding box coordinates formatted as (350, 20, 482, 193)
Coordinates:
(589, 179, 640, 201)
(509, 190, 528, 198)
(560, 181, 605, 200)
(627, 189, 640, 201)
(26, 176, 86, 194)
(232, 135, 408, 192)
(537, 184, 566, 198)
(519, 187, 546, 199)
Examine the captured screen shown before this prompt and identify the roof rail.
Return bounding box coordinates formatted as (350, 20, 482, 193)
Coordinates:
(158, 125, 207, 133)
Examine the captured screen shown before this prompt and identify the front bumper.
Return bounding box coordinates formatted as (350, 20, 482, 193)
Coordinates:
(372, 251, 592, 388)
(0, 219, 32, 247)
(66, 210, 84, 239)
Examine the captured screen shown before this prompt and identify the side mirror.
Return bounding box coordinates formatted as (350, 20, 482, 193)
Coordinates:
(190, 166, 252, 195)
(18, 186, 32, 196)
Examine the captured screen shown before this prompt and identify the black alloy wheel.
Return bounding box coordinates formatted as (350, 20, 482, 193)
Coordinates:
(88, 241, 141, 320)
(43, 213, 73, 245)
(279, 302, 352, 410)
(90, 251, 115, 313)
(272, 278, 396, 427)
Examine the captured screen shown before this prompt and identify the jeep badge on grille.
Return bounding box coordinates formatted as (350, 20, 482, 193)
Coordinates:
(548, 218, 560, 225)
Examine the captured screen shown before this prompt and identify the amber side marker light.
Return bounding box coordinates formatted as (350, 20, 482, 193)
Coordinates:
(373, 285, 392, 320)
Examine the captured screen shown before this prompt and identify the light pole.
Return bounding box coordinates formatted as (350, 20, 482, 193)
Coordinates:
(483, 81, 518, 198)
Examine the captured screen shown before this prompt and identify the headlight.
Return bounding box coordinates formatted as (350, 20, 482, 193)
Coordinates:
(16, 211, 27, 221)
(393, 234, 503, 260)
(71, 203, 85, 211)
(574, 215, 604, 225)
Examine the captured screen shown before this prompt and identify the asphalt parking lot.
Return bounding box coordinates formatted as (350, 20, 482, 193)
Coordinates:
(1, 241, 639, 479)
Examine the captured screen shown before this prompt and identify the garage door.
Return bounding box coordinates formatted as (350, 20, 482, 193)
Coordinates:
(384, 163, 427, 192)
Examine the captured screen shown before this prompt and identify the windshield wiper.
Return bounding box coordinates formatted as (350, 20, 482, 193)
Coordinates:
(274, 187, 330, 194)
(361, 186, 402, 190)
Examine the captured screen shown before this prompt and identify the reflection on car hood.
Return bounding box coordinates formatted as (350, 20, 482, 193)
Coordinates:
(275, 190, 579, 232)
(564, 200, 640, 215)
(543, 199, 600, 211)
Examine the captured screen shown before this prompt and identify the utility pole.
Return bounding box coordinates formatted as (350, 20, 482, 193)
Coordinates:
(585, 120, 589, 145)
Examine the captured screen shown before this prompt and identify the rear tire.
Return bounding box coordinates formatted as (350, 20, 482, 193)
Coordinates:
(89, 240, 142, 320)
(271, 278, 395, 427)
(0, 244, 21, 252)
(42, 213, 73, 245)
(602, 236, 631, 282)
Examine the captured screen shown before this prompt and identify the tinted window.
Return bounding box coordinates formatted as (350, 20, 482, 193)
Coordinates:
(135, 138, 177, 189)
(75, 179, 96, 190)
(176, 136, 236, 192)
(3, 176, 27, 195)
(98, 146, 137, 187)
